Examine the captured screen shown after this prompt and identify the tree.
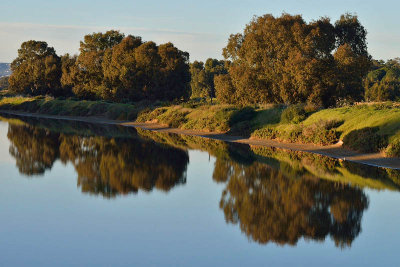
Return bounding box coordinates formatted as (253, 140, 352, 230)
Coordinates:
(335, 13, 368, 57)
(218, 13, 371, 107)
(190, 58, 227, 100)
(9, 40, 61, 96)
(334, 44, 370, 103)
(102, 35, 143, 101)
(189, 61, 209, 98)
(0, 76, 9, 90)
(214, 74, 236, 104)
(74, 30, 125, 98)
(158, 42, 190, 101)
(364, 58, 400, 101)
(60, 53, 78, 95)
(101, 39, 190, 102)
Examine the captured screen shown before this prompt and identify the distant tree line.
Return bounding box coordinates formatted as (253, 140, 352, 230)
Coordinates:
(9, 31, 191, 102)
(365, 58, 400, 101)
(6, 13, 400, 106)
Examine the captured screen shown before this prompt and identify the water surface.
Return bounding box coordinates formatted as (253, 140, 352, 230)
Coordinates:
(1, 116, 400, 266)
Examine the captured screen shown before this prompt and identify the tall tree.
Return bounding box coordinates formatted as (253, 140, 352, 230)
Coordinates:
(102, 35, 143, 101)
(60, 53, 78, 95)
(190, 58, 227, 100)
(190, 61, 209, 98)
(74, 30, 125, 98)
(364, 58, 400, 101)
(9, 40, 61, 96)
(217, 13, 371, 107)
(158, 42, 190, 101)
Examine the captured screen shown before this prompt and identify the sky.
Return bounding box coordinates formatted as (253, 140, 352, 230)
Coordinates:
(0, 0, 399, 63)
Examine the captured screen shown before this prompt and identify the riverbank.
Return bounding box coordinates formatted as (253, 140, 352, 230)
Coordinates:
(1, 109, 400, 169)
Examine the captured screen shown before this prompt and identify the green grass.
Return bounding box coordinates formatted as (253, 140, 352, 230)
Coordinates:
(252, 103, 400, 155)
(3, 96, 400, 156)
(0, 96, 144, 121)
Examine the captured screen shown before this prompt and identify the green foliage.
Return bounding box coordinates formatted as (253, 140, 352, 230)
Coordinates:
(221, 13, 370, 107)
(343, 127, 388, 153)
(11, 31, 190, 103)
(385, 139, 400, 157)
(301, 120, 341, 145)
(365, 58, 400, 101)
(0, 76, 9, 90)
(0, 96, 142, 120)
(214, 73, 236, 104)
(229, 106, 256, 125)
(281, 104, 307, 124)
(253, 119, 341, 145)
(157, 109, 188, 128)
(252, 126, 278, 140)
(190, 58, 227, 99)
(9, 40, 62, 96)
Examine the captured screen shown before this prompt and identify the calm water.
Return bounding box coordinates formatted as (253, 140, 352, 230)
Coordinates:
(1, 116, 400, 266)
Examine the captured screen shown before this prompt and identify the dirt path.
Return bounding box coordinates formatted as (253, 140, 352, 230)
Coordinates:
(2, 110, 400, 169)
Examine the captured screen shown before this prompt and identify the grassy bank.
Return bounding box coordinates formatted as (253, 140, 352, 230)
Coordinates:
(0, 96, 146, 120)
(2, 96, 400, 156)
(252, 103, 400, 156)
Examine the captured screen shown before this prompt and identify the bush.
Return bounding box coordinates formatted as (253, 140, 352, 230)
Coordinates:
(158, 109, 188, 128)
(252, 119, 341, 145)
(385, 139, 400, 157)
(229, 106, 256, 125)
(281, 104, 307, 124)
(252, 126, 278, 140)
(301, 120, 341, 145)
(343, 127, 388, 153)
(282, 124, 303, 142)
(136, 107, 167, 122)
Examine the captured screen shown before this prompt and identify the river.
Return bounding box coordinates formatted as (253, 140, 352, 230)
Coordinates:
(0, 115, 400, 266)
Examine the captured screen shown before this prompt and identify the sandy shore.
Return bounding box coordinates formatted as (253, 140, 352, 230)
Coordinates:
(2, 110, 400, 169)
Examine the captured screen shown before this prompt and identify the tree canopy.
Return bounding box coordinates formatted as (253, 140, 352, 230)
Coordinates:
(190, 58, 227, 99)
(216, 13, 371, 107)
(10, 31, 190, 102)
(365, 58, 400, 101)
(9, 40, 62, 96)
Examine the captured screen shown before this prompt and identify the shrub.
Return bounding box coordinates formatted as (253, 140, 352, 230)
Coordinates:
(385, 139, 400, 157)
(252, 126, 278, 139)
(281, 104, 307, 124)
(343, 127, 388, 153)
(282, 124, 303, 142)
(136, 107, 167, 122)
(229, 106, 256, 125)
(252, 119, 341, 145)
(301, 120, 340, 145)
(158, 110, 188, 128)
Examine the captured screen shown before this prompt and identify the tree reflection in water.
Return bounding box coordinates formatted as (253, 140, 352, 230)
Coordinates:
(214, 159, 369, 248)
(8, 124, 60, 175)
(7, 123, 189, 197)
(6, 119, 373, 248)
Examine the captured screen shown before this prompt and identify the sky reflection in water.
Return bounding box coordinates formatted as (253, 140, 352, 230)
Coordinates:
(0, 117, 400, 266)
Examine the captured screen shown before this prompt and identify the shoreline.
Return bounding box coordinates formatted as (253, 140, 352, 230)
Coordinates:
(1, 109, 400, 170)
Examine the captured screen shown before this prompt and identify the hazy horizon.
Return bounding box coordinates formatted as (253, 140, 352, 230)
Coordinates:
(0, 0, 399, 63)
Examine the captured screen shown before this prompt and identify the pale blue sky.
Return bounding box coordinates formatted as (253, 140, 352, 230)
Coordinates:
(0, 0, 399, 62)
